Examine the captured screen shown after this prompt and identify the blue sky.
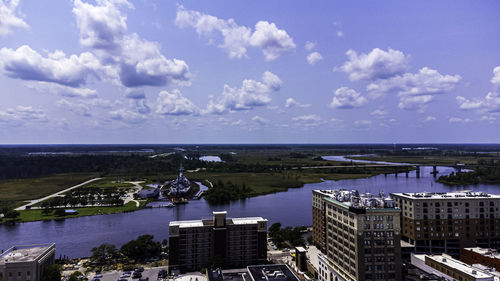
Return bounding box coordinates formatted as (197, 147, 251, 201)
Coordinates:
(0, 0, 499, 144)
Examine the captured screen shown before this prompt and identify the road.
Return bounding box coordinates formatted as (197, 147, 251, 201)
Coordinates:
(15, 178, 102, 211)
(128, 181, 145, 207)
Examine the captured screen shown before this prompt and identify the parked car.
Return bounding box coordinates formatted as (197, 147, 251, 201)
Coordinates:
(135, 267, 144, 272)
(118, 279, 128, 281)
(158, 270, 167, 278)
(94, 274, 103, 278)
(138, 278, 149, 281)
(120, 272, 131, 278)
(132, 271, 142, 279)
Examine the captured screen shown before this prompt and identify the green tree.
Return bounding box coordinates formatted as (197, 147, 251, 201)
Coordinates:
(91, 243, 118, 265)
(68, 271, 85, 281)
(269, 222, 281, 237)
(42, 264, 62, 281)
(120, 235, 161, 261)
(4, 210, 20, 220)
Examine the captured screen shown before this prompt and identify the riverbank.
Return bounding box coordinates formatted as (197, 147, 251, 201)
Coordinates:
(12, 201, 150, 223)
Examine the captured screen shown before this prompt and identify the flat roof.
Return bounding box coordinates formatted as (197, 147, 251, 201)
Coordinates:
(420, 254, 493, 279)
(464, 247, 500, 259)
(247, 264, 300, 281)
(0, 244, 54, 263)
(391, 191, 500, 200)
(170, 217, 266, 228)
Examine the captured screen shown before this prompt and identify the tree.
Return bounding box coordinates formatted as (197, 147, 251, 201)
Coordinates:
(120, 235, 161, 261)
(68, 271, 85, 281)
(42, 264, 62, 281)
(54, 209, 66, 217)
(91, 243, 118, 265)
(269, 222, 281, 237)
(4, 210, 20, 220)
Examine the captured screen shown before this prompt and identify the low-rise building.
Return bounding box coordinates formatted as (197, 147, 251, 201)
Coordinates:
(207, 265, 300, 281)
(411, 253, 494, 281)
(0, 243, 55, 281)
(461, 247, 500, 272)
(169, 211, 267, 273)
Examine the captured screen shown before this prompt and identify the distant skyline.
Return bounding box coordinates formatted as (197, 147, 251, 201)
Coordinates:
(0, 0, 499, 144)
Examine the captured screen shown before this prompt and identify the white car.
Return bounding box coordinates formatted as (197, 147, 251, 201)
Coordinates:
(120, 272, 131, 278)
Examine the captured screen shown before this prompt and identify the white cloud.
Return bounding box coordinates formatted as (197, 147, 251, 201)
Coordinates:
(0, 0, 29, 36)
(175, 6, 295, 61)
(398, 95, 434, 111)
(424, 116, 436, 122)
(339, 48, 409, 81)
(292, 114, 321, 122)
(231, 120, 245, 126)
(285, 97, 310, 108)
(0, 45, 101, 87)
(73, 0, 131, 51)
(333, 21, 343, 37)
(370, 109, 387, 118)
(449, 117, 472, 124)
(110, 108, 147, 124)
(251, 115, 268, 125)
(26, 82, 98, 99)
(57, 99, 92, 117)
(0, 105, 48, 125)
(457, 92, 500, 113)
(492, 66, 500, 87)
(306, 52, 323, 65)
(156, 89, 199, 116)
(336, 31, 343, 37)
(72, 0, 191, 88)
(304, 41, 316, 51)
(330, 87, 367, 109)
(205, 71, 282, 114)
(354, 120, 372, 128)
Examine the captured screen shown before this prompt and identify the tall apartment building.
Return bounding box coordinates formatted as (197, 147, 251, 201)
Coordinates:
(0, 243, 55, 281)
(391, 192, 500, 257)
(169, 211, 267, 273)
(312, 189, 402, 281)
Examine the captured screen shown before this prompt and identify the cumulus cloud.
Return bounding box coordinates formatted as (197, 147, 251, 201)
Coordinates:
(492, 66, 500, 87)
(449, 117, 472, 124)
(57, 99, 92, 117)
(306, 52, 323, 65)
(0, 105, 48, 125)
(0, 0, 29, 36)
(285, 97, 310, 108)
(292, 114, 321, 121)
(156, 89, 199, 116)
(370, 109, 387, 118)
(424, 116, 436, 122)
(205, 71, 282, 114)
(251, 115, 268, 125)
(339, 48, 409, 81)
(457, 92, 500, 113)
(26, 82, 98, 99)
(110, 108, 147, 124)
(72, 0, 191, 88)
(175, 5, 295, 61)
(330, 87, 367, 109)
(0, 45, 101, 87)
(367, 67, 461, 111)
(304, 41, 316, 51)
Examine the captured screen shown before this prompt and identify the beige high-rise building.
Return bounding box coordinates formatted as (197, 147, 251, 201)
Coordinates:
(312, 189, 402, 281)
(0, 243, 55, 281)
(391, 192, 500, 257)
(169, 211, 268, 273)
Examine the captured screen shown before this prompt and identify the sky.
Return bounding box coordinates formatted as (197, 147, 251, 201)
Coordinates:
(0, 0, 499, 144)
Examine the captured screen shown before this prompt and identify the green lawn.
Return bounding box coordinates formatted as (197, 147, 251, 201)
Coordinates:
(0, 173, 99, 207)
(17, 201, 143, 223)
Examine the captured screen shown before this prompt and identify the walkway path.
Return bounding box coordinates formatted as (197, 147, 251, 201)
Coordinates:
(15, 178, 102, 211)
(127, 181, 144, 207)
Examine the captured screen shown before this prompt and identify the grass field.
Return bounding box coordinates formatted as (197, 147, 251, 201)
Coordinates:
(82, 179, 135, 190)
(0, 173, 99, 210)
(348, 155, 494, 165)
(16, 201, 145, 223)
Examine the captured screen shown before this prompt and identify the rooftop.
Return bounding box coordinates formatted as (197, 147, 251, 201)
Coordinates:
(0, 243, 55, 263)
(465, 247, 500, 259)
(315, 189, 397, 210)
(207, 268, 251, 281)
(391, 191, 500, 199)
(417, 254, 493, 279)
(170, 213, 267, 228)
(247, 265, 300, 281)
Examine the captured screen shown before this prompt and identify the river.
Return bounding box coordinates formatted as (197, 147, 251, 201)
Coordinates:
(1, 156, 499, 258)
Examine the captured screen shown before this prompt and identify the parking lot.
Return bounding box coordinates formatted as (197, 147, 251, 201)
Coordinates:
(89, 267, 167, 281)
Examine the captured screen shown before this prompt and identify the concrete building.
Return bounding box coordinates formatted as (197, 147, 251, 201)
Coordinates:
(312, 189, 402, 281)
(0, 243, 55, 281)
(295, 247, 307, 272)
(207, 264, 300, 281)
(391, 192, 500, 257)
(169, 211, 267, 273)
(411, 253, 495, 281)
(461, 247, 500, 272)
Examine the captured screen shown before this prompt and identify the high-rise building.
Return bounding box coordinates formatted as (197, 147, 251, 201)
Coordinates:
(0, 243, 55, 281)
(391, 192, 500, 257)
(312, 189, 402, 281)
(169, 211, 267, 273)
